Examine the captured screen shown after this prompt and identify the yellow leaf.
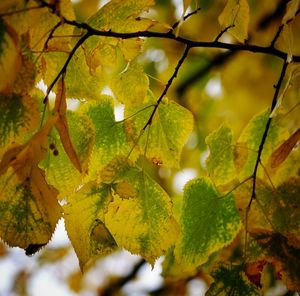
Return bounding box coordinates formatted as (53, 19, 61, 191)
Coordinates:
(218, 0, 249, 43)
(64, 182, 117, 269)
(0, 116, 57, 177)
(0, 166, 62, 251)
(269, 128, 300, 169)
(0, 19, 21, 93)
(282, 0, 299, 24)
(54, 78, 82, 172)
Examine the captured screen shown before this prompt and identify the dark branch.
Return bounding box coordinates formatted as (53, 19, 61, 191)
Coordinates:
(214, 25, 235, 42)
(43, 32, 90, 104)
(171, 7, 201, 31)
(101, 259, 146, 296)
(248, 60, 289, 209)
(270, 8, 300, 47)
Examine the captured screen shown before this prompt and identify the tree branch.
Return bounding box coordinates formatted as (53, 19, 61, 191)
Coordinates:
(43, 32, 90, 104)
(100, 259, 146, 296)
(248, 60, 288, 209)
(142, 45, 191, 130)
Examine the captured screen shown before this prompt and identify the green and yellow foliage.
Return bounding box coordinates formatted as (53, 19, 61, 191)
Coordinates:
(0, 0, 299, 294)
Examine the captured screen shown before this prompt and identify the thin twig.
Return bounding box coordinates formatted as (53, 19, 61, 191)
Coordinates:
(171, 7, 201, 31)
(248, 61, 288, 209)
(243, 60, 288, 259)
(43, 32, 91, 104)
(215, 25, 235, 42)
(270, 8, 300, 47)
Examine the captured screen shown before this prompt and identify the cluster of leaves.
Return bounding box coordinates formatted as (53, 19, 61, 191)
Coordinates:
(0, 0, 300, 294)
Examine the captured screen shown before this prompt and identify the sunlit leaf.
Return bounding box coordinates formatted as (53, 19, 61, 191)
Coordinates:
(87, 0, 154, 33)
(43, 111, 95, 196)
(64, 182, 117, 269)
(235, 109, 288, 179)
(0, 166, 61, 251)
(84, 0, 155, 71)
(103, 157, 178, 264)
(111, 62, 149, 106)
(27, 0, 75, 52)
(0, 94, 39, 148)
(84, 96, 137, 179)
(206, 123, 236, 185)
(218, 0, 249, 43)
(268, 128, 300, 169)
(282, 0, 299, 24)
(54, 77, 82, 172)
(174, 178, 241, 273)
(0, 19, 21, 93)
(128, 92, 193, 168)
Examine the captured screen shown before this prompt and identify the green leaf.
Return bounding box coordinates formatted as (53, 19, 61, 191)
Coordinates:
(64, 182, 117, 269)
(206, 265, 260, 296)
(257, 177, 300, 240)
(43, 111, 95, 196)
(0, 167, 62, 252)
(174, 178, 241, 273)
(128, 92, 193, 168)
(84, 96, 137, 179)
(0, 94, 39, 149)
(111, 62, 149, 106)
(103, 157, 178, 264)
(218, 0, 250, 43)
(206, 123, 236, 185)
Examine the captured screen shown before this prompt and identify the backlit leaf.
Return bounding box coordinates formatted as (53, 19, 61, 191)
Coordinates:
(282, 0, 299, 24)
(0, 19, 21, 93)
(64, 182, 117, 269)
(128, 92, 193, 168)
(87, 0, 154, 33)
(0, 94, 39, 148)
(206, 124, 236, 185)
(174, 178, 241, 273)
(0, 165, 62, 251)
(84, 96, 137, 179)
(218, 0, 249, 43)
(111, 62, 149, 106)
(268, 128, 300, 169)
(103, 157, 178, 264)
(43, 111, 95, 196)
(235, 109, 288, 179)
(84, 0, 155, 71)
(54, 77, 82, 172)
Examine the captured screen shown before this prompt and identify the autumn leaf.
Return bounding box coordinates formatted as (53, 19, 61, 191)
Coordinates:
(0, 117, 62, 252)
(218, 0, 250, 43)
(127, 92, 194, 168)
(54, 77, 82, 172)
(64, 182, 117, 269)
(206, 123, 236, 185)
(103, 157, 178, 265)
(174, 178, 241, 274)
(0, 19, 21, 93)
(268, 128, 300, 169)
